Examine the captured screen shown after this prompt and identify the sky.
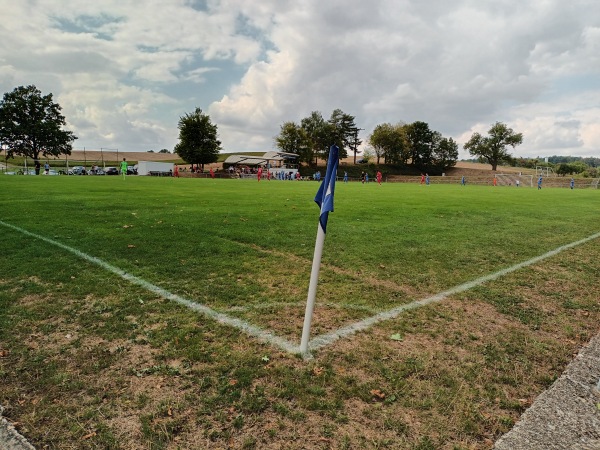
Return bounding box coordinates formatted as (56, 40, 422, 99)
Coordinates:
(1, 0, 599, 159)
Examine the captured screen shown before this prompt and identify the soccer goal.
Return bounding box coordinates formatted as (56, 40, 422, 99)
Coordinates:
(47, 154, 106, 175)
(536, 166, 555, 177)
(495, 173, 534, 187)
(42, 159, 89, 175)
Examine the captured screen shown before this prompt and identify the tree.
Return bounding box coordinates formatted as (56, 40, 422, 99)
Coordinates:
(276, 109, 361, 165)
(327, 108, 356, 160)
(556, 163, 575, 176)
(404, 121, 437, 171)
(158, 149, 170, 153)
(347, 126, 362, 164)
(432, 137, 459, 171)
(369, 123, 391, 165)
(464, 122, 523, 171)
(0, 85, 77, 165)
(300, 111, 333, 165)
(556, 162, 586, 176)
(174, 107, 221, 170)
(274, 121, 311, 163)
(369, 122, 408, 165)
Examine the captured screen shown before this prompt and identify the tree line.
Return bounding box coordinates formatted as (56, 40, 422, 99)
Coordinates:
(511, 156, 598, 177)
(274, 110, 460, 173)
(0, 85, 533, 174)
(274, 113, 530, 174)
(275, 110, 361, 165)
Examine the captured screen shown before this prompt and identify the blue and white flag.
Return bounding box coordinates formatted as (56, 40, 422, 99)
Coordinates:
(301, 144, 340, 355)
(314, 145, 339, 233)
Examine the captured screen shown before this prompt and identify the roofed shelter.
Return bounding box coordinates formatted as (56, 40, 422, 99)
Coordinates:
(224, 151, 299, 171)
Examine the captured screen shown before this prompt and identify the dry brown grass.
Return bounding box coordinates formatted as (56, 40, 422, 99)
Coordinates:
(2, 240, 599, 449)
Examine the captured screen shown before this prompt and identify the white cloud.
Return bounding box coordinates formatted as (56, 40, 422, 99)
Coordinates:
(0, 0, 599, 158)
(213, 0, 600, 157)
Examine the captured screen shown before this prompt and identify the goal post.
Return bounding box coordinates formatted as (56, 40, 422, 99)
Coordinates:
(495, 173, 533, 187)
(45, 151, 107, 174)
(43, 159, 102, 175)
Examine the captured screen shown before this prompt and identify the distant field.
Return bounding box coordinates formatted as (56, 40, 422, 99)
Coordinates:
(1, 176, 598, 449)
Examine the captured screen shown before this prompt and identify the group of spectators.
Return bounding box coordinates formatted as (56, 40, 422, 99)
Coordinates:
(33, 161, 51, 175)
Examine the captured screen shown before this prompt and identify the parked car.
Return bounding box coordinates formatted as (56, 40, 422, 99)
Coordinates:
(4, 169, 35, 175)
(16, 168, 37, 175)
(69, 166, 87, 175)
(104, 167, 119, 175)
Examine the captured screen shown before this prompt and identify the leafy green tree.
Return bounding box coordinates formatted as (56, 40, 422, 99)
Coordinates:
(0, 85, 77, 166)
(404, 121, 435, 170)
(556, 162, 586, 176)
(361, 147, 374, 163)
(464, 122, 523, 171)
(556, 163, 575, 176)
(276, 109, 360, 165)
(571, 161, 588, 174)
(347, 126, 362, 164)
(274, 121, 311, 163)
(174, 107, 221, 170)
(515, 157, 537, 169)
(327, 108, 356, 159)
(369, 124, 391, 164)
(158, 149, 170, 153)
(300, 111, 333, 165)
(369, 122, 409, 165)
(432, 137, 459, 171)
(395, 121, 459, 172)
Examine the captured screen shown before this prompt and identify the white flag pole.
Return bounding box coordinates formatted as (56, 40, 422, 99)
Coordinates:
(300, 220, 326, 355)
(300, 144, 338, 356)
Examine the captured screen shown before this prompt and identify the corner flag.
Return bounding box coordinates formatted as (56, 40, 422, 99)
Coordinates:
(314, 145, 339, 233)
(300, 145, 339, 355)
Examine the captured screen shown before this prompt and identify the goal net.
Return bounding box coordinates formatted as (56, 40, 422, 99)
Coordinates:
(44, 155, 106, 174)
(495, 173, 533, 187)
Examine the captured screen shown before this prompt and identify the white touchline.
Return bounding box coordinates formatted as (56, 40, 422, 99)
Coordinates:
(2, 220, 599, 357)
(224, 302, 378, 314)
(0, 220, 298, 354)
(307, 231, 600, 352)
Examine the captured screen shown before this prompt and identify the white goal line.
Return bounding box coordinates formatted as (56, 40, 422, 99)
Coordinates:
(1, 220, 598, 357)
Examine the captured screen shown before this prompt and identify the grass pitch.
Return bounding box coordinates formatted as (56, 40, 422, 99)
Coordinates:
(0, 175, 599, 449)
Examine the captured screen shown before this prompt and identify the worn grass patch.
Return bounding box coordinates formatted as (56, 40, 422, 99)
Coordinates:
(1, 176, 599, 449)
